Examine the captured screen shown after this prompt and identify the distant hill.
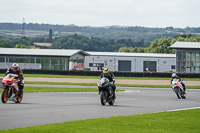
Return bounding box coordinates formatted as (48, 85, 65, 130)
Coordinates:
(1, 22, 200, 47)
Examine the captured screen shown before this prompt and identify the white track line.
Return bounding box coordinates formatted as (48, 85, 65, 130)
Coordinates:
(166, 107, 200, 112)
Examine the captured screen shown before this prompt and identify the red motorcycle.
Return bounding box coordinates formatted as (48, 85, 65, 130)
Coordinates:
(1, 74, 23, 103)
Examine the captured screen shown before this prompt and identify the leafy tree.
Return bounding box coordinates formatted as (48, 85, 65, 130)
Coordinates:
(118, 34, 200, 54)
(15, 44, 38, 49)
(0, 42, 12, 48)
(146, 39, 159, 53)
(15, 44, 29, 48)
(118, 46, 146, 53)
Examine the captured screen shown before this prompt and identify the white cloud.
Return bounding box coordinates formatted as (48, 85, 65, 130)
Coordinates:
(0, 0, 200, 28)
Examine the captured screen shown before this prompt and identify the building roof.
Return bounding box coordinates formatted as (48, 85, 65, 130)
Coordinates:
(170, 41, 200, 49)
(86, 51, 175, 58)
(0, 48, 175, 58)
(0, 48, 89, 57)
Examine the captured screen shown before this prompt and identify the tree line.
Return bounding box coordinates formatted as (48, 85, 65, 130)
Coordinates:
(0, 34, 145, 51)
(51, 34, 145, 51)
(0, 34, 200, 54)
(1, 23, 200, 47)
(118, 34, 200, 54)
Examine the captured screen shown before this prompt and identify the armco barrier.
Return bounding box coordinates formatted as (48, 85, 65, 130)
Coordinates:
(0, 69, 200, 78)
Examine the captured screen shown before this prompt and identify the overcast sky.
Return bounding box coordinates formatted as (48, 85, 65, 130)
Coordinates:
(0, 0, 199, 28)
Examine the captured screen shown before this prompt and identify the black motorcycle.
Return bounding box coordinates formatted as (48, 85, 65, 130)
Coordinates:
(97, 77, 115, 106)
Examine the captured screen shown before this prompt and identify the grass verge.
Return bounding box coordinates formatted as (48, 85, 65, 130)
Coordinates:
(24, 81, 200, 89)
(23, 86, 99, 93)
(0, 109, 199, 133)
(116, 84, 200, 89)
(25, 81, 97, 86)
(0, 87, 98, 93)
(0, 86, 123, 93)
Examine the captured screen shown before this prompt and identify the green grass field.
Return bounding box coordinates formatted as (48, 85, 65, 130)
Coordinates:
(0, 109, 199, 133)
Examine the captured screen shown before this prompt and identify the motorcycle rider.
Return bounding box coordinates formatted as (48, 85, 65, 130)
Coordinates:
(99, 68, 116, 98)
(170, 73, 186, 93)
(4, 63, 24, 100)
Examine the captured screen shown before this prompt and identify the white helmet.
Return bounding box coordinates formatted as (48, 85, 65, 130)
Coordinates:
(12, 63, 19, 70)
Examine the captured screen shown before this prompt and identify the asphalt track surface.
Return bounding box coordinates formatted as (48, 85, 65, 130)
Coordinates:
(0, 86, 200, 130)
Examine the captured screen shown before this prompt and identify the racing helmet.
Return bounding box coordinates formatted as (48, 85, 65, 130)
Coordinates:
(103, 68, 109, 74)
(12, 63, 19, 71)
(171, 73, 177, 78)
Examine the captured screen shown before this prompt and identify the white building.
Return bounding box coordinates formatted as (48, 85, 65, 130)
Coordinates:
(0, 48, 176, 72)
(84, 52, 176, 72)
(170, 41, 200, 73)
(0, 48, 89, 70)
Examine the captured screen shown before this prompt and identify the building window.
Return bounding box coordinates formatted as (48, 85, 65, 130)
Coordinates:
(143, 61, 157, 72)
(171, 65, 176, 69)
(89, 63, 93, 67)
(176, 50, 200, 73)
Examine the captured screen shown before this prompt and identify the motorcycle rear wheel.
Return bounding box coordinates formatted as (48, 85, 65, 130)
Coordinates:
(180, 89, 186, 99)
(1, 89, 9, 103)
(108, 98, 115, 105)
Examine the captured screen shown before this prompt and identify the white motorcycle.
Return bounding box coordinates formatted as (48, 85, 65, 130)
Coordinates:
(171, 78, 186, 99)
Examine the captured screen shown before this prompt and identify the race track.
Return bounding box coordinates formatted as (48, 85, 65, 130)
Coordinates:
(0, 87, 200, 130)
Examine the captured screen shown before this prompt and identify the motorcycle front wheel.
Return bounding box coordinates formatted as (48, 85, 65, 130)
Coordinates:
(15, 90, 23, 103)
(100, 91, 107, 106)
(175, 88, 181, 99)
(1, 89, 9, 103)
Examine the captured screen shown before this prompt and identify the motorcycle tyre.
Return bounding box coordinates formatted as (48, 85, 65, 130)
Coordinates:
(108, 98, 115, 105)
(181, 95, 186, 99)
(1, 89, 9, 103)
(175, 88, 181, 99)
(100, 91, 106, 106)
(180, 89, 186, 99)
(15, 90, 23, 103)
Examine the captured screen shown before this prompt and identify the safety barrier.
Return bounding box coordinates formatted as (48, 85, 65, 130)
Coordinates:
(0, 69, 200, 78)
